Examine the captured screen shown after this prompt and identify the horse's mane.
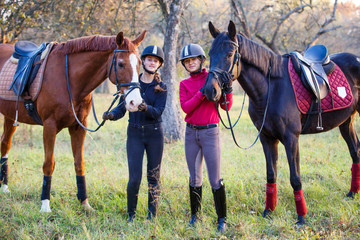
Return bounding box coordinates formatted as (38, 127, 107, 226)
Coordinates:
(51, 35, 133, 55)
(237, 34, 284, 78)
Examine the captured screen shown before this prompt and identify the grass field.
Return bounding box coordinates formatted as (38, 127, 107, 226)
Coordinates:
(0, 93, 359, 239)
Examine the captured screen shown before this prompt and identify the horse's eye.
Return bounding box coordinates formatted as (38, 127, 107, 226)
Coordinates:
(227, 53, 233, 58)
(118, 62, 124, 68)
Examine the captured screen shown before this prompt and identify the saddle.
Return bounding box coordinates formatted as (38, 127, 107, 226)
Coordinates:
(290, 45, 337, 131)
(290, 45, 336, 100)
(10, 41, 48, 97)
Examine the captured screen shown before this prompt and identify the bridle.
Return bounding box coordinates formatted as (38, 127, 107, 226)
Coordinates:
(208, 39, 272, 149)
(108, 49, 141, 96)
(207, 40, 241, 91)
(66, 48, 141, 132)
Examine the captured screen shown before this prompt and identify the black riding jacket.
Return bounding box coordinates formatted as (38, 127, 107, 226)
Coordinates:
(109, 77, 167, 125)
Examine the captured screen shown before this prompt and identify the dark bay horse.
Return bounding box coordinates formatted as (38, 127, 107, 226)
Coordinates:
(0, 31, 146, 212)
(204, 21, 360, 225)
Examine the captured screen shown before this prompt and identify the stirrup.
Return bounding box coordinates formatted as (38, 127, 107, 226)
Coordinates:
(316, 113, 323, 131)
(13, 110, 19, 127)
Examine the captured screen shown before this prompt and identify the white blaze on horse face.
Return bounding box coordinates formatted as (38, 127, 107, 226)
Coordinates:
(124, 53, 143, 112)
(40, 199, 51, 212)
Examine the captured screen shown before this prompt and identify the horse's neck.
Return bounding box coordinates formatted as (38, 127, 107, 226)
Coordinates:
(69, 51, 109, 100)
(237, 35, 284, 106)
(239, 64, 269, 107)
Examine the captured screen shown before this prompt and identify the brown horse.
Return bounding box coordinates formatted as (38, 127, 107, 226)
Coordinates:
(204, 21, 360, 225)
(0, 31, 146, 212)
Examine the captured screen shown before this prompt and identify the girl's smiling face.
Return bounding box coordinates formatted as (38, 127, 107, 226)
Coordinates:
(183, 57, 202, 73)
(143, 56, 161, 72)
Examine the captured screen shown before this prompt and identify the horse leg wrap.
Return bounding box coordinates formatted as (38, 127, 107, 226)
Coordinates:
(41, 176, 52, 200)
(294, 189, 307, 216)
(76, 175, 88, 202)
(350, 163, 360, 193)
(0, 157, 8, 185)
(265, 183, 277, 211)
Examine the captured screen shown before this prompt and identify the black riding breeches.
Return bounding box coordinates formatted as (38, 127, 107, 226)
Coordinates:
(126, 123, 164, 216)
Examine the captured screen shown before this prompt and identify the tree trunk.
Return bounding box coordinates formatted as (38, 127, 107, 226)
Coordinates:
(159, 0, 185, 142)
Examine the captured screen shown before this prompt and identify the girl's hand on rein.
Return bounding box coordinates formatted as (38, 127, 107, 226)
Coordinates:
(102, 112, 114, 120)
(138, 102, 148, 111)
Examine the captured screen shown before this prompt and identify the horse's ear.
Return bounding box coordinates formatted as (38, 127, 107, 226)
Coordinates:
(132, 30, 147, 47)
(228, 20, 237, 41)
(116, 32, 124, 46)
(209, 21, 220, 38)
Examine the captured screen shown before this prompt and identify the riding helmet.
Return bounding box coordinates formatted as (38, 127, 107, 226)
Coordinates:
(141, 45, 164, 64)
(180, 44, 206, 62)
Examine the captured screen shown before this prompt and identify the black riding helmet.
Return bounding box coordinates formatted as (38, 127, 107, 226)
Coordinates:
(141, 45, 164, 74)
(180, 43, 206, 74)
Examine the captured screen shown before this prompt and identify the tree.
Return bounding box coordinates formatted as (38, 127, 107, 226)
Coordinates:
(231, 0, 342, 54)
(158, 0, 187, 142)
(0, 0, 49, 43)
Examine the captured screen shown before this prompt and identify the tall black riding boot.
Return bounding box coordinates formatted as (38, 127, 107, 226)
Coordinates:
(212, 180, 227, 233)
(127, 187, 139, 223)
(148, 183, 160, 220)
(188, 185, 202, 227)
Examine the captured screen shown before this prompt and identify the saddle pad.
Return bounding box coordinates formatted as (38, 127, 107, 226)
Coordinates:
(288, 57, 353, 114)
(0, 43, 53, 101)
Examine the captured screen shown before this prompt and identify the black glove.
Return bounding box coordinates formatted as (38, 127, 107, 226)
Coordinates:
(138, 102, 148, 111)
(223, 82, 233, 93)
(102, 111, 114, 120)
(221, 71, 233, 93)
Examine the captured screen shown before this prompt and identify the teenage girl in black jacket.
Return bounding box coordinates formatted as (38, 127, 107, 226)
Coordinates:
(103, 45, 167, 222)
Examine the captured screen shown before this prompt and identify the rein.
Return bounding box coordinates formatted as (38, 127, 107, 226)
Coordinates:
(217, 62, 272, 149)
(208, 39, 241, 129)
(65, 49, 140, 132)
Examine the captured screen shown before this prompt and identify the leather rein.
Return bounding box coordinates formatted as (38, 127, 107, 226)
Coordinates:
(209, 40, 271, 149)
(65, 49, 140, 132)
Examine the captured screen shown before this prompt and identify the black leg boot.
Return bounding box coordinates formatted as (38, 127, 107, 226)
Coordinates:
(127, 186, 139, 223)
(212, 180, 226, 233)
(148, 183, 160, 220)
(188, 185, 202, 227)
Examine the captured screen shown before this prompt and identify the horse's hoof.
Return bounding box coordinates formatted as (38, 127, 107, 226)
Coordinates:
(82, 201, 95, 212)
(40, 199, 52, 213)
(346, 191, 355, 199)
(1, 184, 10, 193)
(295, 216, 305, 226)
(262, 209, 272, 220)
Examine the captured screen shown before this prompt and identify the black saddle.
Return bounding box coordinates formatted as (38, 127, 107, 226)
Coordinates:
(9, 41, 48, 97)
(290, 45, 335, 100)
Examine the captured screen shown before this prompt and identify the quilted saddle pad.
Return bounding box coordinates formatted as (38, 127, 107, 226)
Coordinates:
(288, 57, 353, 114)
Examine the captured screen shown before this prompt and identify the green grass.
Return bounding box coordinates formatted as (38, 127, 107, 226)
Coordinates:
(0, 93, 360, 239)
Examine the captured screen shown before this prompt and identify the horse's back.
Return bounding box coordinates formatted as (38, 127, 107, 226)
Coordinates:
(330, 52, 360, 79)
(330, 52, 360, 94)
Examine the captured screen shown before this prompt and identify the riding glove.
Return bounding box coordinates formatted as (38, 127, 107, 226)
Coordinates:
(223, 83, 233, 93)
(102, 111, 114, 120)
(138, 102, 148, 111)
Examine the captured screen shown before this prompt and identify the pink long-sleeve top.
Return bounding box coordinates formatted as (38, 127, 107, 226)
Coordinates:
(179, 69, 233, 125)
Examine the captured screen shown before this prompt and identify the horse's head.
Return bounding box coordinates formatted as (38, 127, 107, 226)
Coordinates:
(108, 31, 146, 112)
(204, 20, 241, 102)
